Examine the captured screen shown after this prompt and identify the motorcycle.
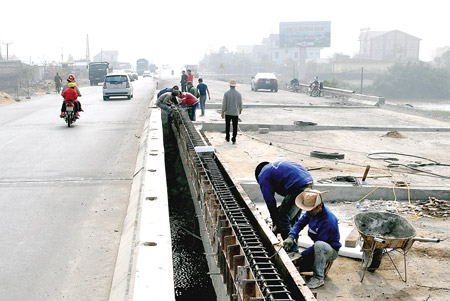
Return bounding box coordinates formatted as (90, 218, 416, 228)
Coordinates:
(289, 78, 300, 93)
(63, 101, 77, 127)
(309, 80, 321, 97)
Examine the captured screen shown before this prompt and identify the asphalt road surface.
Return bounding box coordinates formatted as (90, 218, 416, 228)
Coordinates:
(0, 77, 156, 300)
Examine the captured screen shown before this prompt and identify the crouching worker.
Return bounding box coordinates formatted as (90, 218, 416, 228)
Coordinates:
(60, 82, 79, 118)
(283, 189, 341, 289)
(156, 91, 179, 119)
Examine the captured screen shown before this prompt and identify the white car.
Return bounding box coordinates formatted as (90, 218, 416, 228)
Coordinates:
(103, 73, 134, 100)
(251, 72, 278, 92)
(143, 70, 152, 78)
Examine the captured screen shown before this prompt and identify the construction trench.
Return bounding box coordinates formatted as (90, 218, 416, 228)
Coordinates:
(111, 81, 450, 301)
(167, 107, 316, 301)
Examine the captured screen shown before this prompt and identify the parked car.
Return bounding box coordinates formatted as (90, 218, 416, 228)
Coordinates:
(103, 73, 134, 100)
(251, 73, 278, 92)
(143, 70, 152, 78)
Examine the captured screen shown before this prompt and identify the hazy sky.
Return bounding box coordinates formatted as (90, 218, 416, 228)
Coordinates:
(0, 0, 447, 67)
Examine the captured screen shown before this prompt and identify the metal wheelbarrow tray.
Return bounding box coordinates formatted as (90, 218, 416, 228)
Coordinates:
(354, 212, 440, 282)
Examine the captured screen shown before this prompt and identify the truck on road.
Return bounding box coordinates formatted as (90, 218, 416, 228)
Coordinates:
(88, 62, 109, 86)
(136, 59, 149, 76)
(185, 64, 199, 77)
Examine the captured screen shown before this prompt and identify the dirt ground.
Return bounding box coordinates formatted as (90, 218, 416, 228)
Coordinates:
(200, 112, 450, 300)
(0, 91, 16, 105)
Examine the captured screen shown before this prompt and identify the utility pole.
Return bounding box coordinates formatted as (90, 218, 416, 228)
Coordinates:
(2, 42, 12, 60)
(86, 34, 90, 62)
(360, 67, 364, 94)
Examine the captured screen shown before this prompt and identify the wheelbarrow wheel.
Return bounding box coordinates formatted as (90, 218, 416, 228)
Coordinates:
(367, 249, 383, 271)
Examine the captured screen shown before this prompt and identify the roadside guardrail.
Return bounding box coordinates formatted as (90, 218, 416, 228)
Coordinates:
(298, 83, 385, 105)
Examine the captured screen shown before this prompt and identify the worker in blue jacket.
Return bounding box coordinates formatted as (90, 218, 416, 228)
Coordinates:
(255, 160, 313, 241)
(283, 188, 341, 289)
(157, 85, 179, 101)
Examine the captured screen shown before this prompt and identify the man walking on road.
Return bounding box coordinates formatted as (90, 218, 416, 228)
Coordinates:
(221, 79, 242, 144)
(197, 78, 210, 116)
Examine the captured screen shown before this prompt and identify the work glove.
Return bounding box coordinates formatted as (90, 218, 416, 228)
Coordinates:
(283, 236, 295, 252)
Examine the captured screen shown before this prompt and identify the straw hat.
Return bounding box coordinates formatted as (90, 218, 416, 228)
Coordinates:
(295, 188, 329, 211)
(229, 79, 237, 87)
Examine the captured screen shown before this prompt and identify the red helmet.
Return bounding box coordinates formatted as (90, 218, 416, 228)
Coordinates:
(67, 74, 75, 82)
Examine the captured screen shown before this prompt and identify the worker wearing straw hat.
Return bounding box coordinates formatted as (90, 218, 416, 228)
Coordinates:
(283, 188, 341, 289)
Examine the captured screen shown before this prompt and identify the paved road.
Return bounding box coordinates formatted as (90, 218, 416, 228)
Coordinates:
(0, 78, 156, 300)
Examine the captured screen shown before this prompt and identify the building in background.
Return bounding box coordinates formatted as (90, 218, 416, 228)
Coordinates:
(357, 30, 421, 62)
(93, 51, 118, 62)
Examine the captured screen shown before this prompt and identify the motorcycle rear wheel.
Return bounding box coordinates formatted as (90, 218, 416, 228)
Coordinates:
(67, 116, 72, 127)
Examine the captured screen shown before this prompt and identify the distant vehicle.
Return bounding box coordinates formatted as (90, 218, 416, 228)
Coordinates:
(124, 69, 138, 81)
(185, 64, 199, 77)
(136, 58, 149, 76)
(88, 62, 109, 86)
(143, 70, 152, 78)
(148, 64, 157, 73)
(103, 73, 134, 100)
(251, 72, 278, 92)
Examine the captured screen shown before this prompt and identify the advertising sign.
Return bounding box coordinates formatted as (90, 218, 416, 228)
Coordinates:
(279, 21, 331, 48)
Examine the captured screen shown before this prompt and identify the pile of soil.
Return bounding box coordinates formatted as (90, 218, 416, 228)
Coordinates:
(383, 130, 407, 138)
(0, 91, 16, 106)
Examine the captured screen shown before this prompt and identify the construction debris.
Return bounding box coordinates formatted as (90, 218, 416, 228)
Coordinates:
(356, 197, 449, 218)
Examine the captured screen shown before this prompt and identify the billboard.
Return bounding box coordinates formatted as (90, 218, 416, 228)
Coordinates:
(279, 21, 331, 48)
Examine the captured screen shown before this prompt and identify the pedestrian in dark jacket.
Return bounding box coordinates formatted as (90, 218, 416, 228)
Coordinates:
(180, 70, 188, 92)
(54, 73, 62, 93)
(283, 189, 341, 289)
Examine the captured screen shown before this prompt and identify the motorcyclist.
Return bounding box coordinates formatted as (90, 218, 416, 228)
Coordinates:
(61, 74, 83, 113)
(310, 76, 319, 87)
(290, 78, 299, 92)
(60, 82, 79, 118)
(309, 76, 321, 96)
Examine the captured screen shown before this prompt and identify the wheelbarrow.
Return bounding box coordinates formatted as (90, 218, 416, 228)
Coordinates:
(354, 212, 440, 282)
